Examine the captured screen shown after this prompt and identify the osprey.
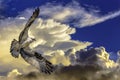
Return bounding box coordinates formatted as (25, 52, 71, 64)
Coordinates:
(10, 8, 54, 74)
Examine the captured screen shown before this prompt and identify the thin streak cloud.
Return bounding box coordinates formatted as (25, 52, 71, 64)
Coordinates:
(79, 10, 120, 27)
(38, 1, 120, 28)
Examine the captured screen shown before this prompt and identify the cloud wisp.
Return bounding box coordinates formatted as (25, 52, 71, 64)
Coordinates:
(38, 1, 120, 28)
(79, 10, 120, 27)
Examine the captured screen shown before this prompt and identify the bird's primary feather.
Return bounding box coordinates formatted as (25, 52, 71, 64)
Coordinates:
(20, 48, 54, 74)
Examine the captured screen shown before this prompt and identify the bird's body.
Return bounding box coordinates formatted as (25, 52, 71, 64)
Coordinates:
(21, 37, 35, 48)
(10, 8, 54, 74)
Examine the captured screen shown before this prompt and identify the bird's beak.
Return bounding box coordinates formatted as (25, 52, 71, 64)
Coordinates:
(32, 38, 36, 41)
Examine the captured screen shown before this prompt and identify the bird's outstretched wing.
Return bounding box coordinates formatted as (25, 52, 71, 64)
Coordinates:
(20, 48, 54, 74)
(34, 52, 54, 74)
(19, 8, 39, 44)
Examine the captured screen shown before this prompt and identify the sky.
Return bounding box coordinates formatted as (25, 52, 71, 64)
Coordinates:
(0, 0, 120, 80)
(1, 0, 120, 60)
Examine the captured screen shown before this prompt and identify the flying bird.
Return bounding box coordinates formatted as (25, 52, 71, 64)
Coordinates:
(10, 8, 54, 74)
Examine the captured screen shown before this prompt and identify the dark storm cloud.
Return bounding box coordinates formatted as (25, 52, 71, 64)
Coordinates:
(9, 64, 120, 80)
(15, 65, 100, 80)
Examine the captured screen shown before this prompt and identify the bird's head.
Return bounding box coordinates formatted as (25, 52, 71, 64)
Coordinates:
(10, 39, 20, 58)
(31, 37, 36, 42)
(27, 37, 36, 45)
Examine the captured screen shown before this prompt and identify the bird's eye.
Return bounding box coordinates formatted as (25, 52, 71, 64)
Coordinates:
(17, 50, 19, 52)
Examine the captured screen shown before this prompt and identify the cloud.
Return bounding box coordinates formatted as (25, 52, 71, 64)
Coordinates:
(0, 61, 120, 80)
(29, 18, 92, 66)
(1, 46, 120, 80)
(0, 69, 22, 80)
(79, 10, 120, 27)
(7, 69, 21, 78)
(0, 1, 120, 80)
(8, 1, 120, 28)
(0, 15, 119, 80)
(75, 47, 117, 68)
(38, 1, 120, 28)
(0, 7, 92, 76)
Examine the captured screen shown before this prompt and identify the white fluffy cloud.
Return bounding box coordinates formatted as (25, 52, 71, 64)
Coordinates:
(75, 47, 117, 68)
(0, 7, 92, 76)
